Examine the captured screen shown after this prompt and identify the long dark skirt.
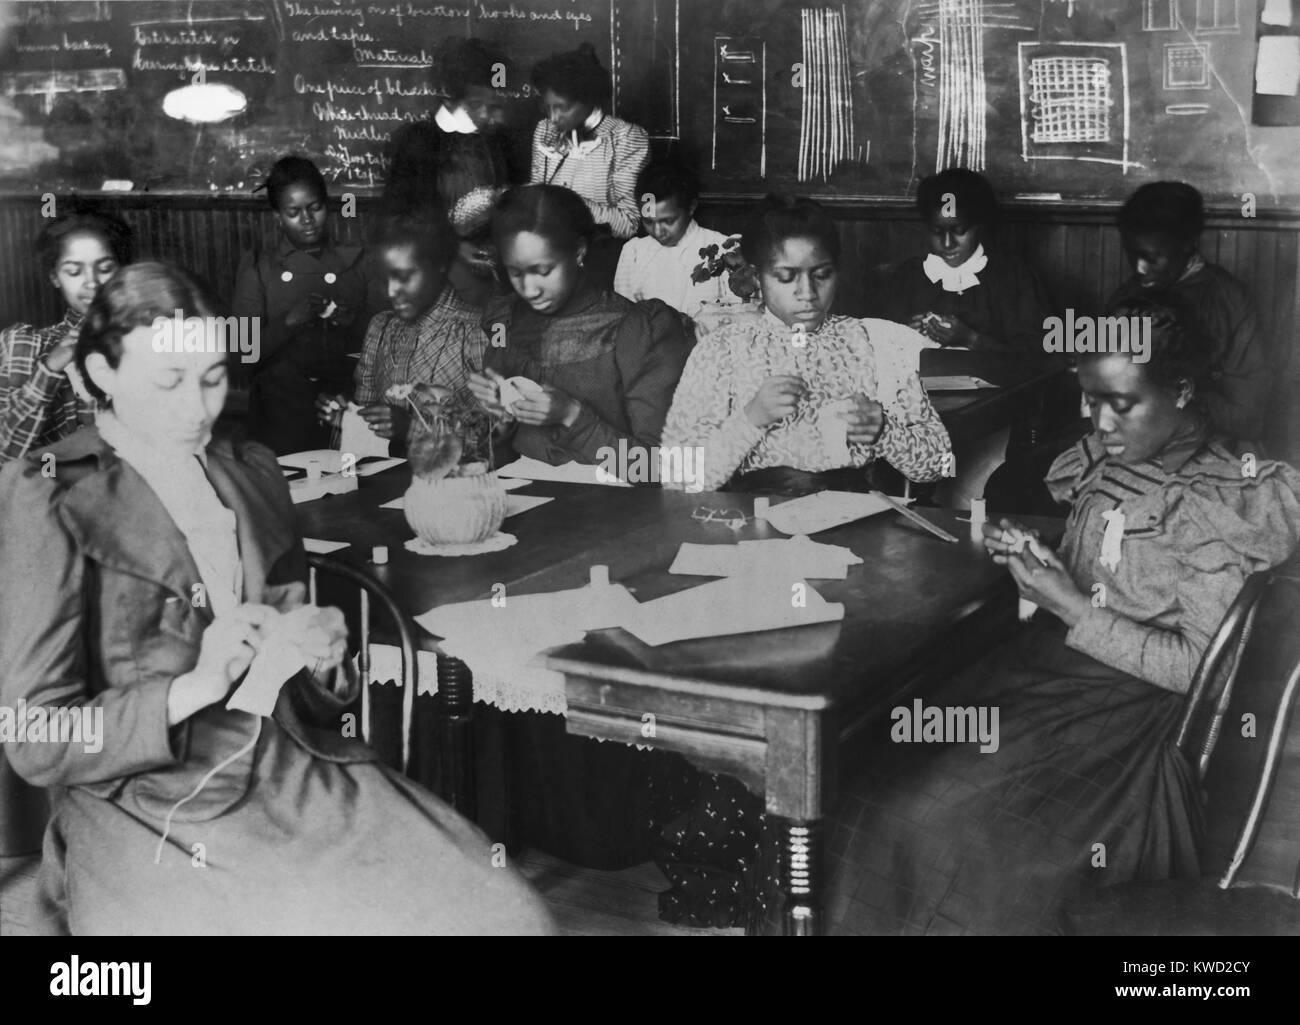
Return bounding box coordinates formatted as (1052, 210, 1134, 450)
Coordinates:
(655, 618, 1203, 935)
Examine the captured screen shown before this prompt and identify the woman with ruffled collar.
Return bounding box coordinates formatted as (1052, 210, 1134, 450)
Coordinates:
(660, 194, 953, 496)
(875, 168, 1054, 357)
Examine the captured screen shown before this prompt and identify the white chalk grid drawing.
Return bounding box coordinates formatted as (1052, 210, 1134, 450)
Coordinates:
(1019, 41, 1132, 170)
(1143, 0, 1178, 31)
(1164, 43, 1212, 90)
(798, 6, 856, 182)
(936, 0, 987, 172)
(1194, 0, 1240, 35)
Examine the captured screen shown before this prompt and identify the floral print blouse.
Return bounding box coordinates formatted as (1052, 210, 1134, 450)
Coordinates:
(660, 306, 952, 491)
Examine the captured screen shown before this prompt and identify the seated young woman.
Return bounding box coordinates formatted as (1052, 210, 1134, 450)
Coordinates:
(656, 297, 1300, 933)
(820, 296, 1300, 934)
(613, 159, 743, 319)
(0, 205, 133, 464)
(1109, 181, 1270, 446)
(659, 194, 951, 496)
(875, 167, 1054, 355)
(467, 183, 691, 468)
(315, 206, 489, 454)
(232, 156, 384, 455)
(0, 262, 554, 935)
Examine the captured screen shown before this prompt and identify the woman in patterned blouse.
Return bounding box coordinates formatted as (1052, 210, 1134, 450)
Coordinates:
(529, 44, 649, 289)
(660, 194, 952, 495)
(0, 206, 132, 464)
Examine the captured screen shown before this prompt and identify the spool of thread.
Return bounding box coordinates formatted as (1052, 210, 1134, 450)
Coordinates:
(372, 545, 389, 565)
(753, 497, 770, 519)
(306, 458, 322, 482)
(968, 497, 986, 540)
(590, 564, 609, 588)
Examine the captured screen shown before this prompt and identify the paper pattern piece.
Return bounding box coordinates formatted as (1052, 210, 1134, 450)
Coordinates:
(302, 538, 350, 554)
(1257, 35, 1300, 96)
(496, 456, 630, 487)
(620, 576, 844, 647)
(763, 490, 904, 536)
(819, 399, 853, 466)
(669, 538, 862, 579)
(339, 404, 392, 460)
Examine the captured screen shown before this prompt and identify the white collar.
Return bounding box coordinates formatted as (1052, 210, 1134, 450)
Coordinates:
(98, 411, 212, 466)
(922, 244, 988, 293)
(435, 103, 478, 135)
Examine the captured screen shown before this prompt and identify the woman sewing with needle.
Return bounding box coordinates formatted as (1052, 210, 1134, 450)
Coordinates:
(0, 262, 555, 935)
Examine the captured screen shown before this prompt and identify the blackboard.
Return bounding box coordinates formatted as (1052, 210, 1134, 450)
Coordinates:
(0, 0, 679, 193)
(1, 0, 1298, 206)
(678, 0, 1300, 205)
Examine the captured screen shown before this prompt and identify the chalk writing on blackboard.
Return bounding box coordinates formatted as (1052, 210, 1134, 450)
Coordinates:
(713, 36, 766, 178)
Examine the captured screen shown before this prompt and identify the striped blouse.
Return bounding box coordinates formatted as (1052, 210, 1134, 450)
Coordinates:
(529, 112, 650, 239)
(660, 307, 952, 491)
(1046, 424, 1300, 693)
(0, 308, 92, 464)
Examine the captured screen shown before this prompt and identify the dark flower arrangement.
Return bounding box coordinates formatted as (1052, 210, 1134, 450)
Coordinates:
(690, 236, 760, 301)
(385, 382, 494, 480)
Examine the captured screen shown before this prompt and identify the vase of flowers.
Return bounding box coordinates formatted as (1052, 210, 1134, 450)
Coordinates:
(390, 382, 507, 546)
(690, 236, 760, 302)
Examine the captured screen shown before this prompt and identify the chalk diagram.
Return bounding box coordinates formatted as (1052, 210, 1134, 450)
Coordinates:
(1019, 41, 1132, 170)
(797, 7, 855, 182)
(910, 1, 1033, 174)
(712, 37, 766, 177)
(1164, 43, 1211, 90)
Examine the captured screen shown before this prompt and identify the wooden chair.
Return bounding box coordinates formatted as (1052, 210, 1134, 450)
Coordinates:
(1174, 569, 1272, 782)
(1064, 558, 1300, 935)
(307, 553, 418, 776)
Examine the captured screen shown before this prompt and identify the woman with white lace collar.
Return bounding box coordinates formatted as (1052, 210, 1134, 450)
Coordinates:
(528, 44, 649, 290)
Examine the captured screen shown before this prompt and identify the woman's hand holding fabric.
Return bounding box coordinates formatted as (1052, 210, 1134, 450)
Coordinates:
(513, 384, 580, 428)
(744, 375, 807, 429)
(842, 393, 884, 446)
(168, 604, 279, 724)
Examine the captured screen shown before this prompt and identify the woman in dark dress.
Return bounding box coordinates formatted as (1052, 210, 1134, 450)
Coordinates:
(232, 156, 383, 455)
(0, 263, 554, 935)
(656, 298, 1300, 933)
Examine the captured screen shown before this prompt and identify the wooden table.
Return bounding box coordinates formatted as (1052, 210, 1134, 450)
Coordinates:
(298, 468, 1061, 935)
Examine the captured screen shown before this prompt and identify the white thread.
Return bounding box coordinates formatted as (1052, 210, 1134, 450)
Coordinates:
(153, 719, 262, 865)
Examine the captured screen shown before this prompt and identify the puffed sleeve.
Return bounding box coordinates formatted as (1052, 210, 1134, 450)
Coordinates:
(550, 298, 690, 462)
(351, 312, 391, 407)
(0, 460, 180, 789)
(855, 319, 952, 482)
(660, 313, 765, 491)
(591, 121, 649, 240)
(1064, 454, 1300, 693)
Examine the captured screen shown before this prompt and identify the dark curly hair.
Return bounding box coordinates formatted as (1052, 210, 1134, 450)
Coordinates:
(532, 43, 611, 109)
(915, 168, 999, 227)
(438, 37, 507, 101)
(1117, 182, 1204, 247)
(739, 194, 840, 271)
(75, 262, 218, 403)
(490, 184, 595, 257)
(1094, 293, 1213, 397)
(636, 159, 701, 212)
(370, 204, 459, 273)
(261, 155, 327, 211)
(37, 201, 134, 279)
